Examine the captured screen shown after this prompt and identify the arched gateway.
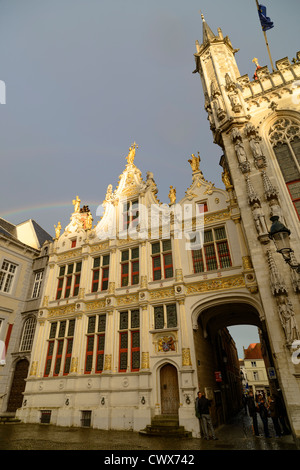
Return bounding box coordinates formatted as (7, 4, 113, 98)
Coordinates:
(192, 298, 287, 426)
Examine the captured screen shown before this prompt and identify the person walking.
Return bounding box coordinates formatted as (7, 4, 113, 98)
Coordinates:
(268, 395, 282, 437)
(196, 391, 218, 440)
(257, 394, 270, 438)
(195, 392, 205, 438)
(247, 391, 260, 436)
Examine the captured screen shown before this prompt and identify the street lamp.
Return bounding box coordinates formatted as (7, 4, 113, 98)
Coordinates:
(269, 216, 300, 273)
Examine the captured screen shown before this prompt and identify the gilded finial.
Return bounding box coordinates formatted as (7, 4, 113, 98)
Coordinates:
(199, 10, 205, 22)
(72, 195, 81, 213)
(252, 57, 260, 67)
(126, 142, 138, 165)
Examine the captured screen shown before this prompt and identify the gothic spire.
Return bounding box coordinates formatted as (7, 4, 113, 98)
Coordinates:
(200, 12, 218, 44)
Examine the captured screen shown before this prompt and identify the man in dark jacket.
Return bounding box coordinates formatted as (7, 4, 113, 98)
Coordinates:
(247, 391, 260, 436)
(195, 391, 217, 440)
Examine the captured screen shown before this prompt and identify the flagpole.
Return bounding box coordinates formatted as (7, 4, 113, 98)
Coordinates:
(255, 0, 275, 72)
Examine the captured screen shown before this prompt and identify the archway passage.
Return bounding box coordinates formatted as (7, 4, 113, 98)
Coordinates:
(160, 364, 179, 415)
(193, 301, 283, 426)
(7, 359, 29, 412)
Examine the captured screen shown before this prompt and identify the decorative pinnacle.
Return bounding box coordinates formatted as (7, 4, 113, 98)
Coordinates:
(199, 10, 205, 22)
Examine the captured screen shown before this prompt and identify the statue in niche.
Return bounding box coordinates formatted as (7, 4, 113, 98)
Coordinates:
(210, 80, 226, 120)
(277, 295, 300, 345)
(252, 203, 268, 235)
(234, 140, 247, 162)
(249, 137, 263, 158)
(229, 92, 242, 112)
(269, 198, 284, 223)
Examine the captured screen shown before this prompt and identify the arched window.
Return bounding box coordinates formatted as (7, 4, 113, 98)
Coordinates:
(20, 317, 37, 352)
(268, 117, 300, 219)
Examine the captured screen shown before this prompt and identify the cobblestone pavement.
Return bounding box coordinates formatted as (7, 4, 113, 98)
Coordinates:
(0, 411, 298, 453)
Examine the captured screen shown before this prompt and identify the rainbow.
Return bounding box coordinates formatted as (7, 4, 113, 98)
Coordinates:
(0, 201, 102, 220)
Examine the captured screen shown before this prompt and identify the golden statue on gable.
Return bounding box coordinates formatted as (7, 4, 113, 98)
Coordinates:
(168, 185, 176, 204)
(54, 221, 62, 239)
(72, 195, 81, 213)
(126, 142, 138, 165)
(188, 153, 200, 172)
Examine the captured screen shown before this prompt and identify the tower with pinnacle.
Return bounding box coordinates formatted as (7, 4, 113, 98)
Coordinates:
(193, 13, 300, 442)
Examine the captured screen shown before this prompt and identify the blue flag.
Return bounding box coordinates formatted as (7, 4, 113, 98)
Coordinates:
(258, 4, 274, 31)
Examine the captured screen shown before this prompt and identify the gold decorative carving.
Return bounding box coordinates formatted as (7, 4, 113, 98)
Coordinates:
(57, 248, 82, 261)
(103, 354, 112, 371)
(149, 287, 175, 300)
(90, 241, 109, 252)
(116, 294, 139, 306)
(70, 357, 78, 373)
(175, 269, 183, 282)
(182, 348, 192, 366)
(29, 361, 38, 376)
(78, 288, 85, 300)
(203, 209, 230, 224)
(141, 275, 148, 288)
(186, 275, 245, 294)
(141, 352, 150, 369)
(86, 300, 106, 310)
(42, 296, 49, 307)
(242, 256, 253, 270)
(48, 304, 76, 317)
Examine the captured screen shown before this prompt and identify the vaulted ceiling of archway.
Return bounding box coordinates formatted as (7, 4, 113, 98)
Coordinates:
(199, 303, 261, 337)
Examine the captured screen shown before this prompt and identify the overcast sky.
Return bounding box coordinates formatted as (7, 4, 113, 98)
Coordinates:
(1, 0, 298, 356)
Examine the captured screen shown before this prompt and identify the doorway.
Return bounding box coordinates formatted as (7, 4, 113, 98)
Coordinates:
(7, 359, 29, 412)
(160, 363, 179, 415)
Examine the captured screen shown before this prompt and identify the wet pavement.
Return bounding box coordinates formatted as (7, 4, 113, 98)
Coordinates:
(0, 410, 298, 454)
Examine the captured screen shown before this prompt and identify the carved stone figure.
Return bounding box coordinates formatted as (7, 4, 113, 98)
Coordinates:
(277, 295, 300, 345)
(252, 203, 268, 235)
(229, 92, 242, 112)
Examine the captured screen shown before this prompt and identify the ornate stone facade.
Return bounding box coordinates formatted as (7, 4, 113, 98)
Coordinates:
(16, 15, 300, 442)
